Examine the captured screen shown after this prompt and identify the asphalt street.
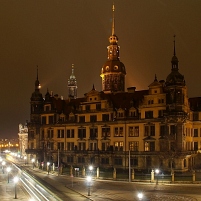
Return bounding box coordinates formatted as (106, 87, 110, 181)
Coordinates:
(1, 158, 201, 201)
(29, 168, 201, 201)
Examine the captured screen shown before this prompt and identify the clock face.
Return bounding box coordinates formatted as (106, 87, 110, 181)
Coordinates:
(114, 65, 118, 70)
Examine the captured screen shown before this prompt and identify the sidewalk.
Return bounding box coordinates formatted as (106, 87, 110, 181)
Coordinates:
(0, 169, 30, 201)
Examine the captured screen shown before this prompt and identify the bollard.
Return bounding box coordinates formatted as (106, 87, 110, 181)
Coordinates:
(132, 168, 135, 180)
(113, 168, 116, 180)
(70, 166, 73, 176)
(192, 170, 195, 182)
(82, 167, 85, 177)
(151, 169, 154, 182)
(97, 167, 99, 179)
(171, 170, 174, 183)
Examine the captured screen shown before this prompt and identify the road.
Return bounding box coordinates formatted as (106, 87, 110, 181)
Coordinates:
(4, 156, 201, 201)
(26, 167, 201, 201)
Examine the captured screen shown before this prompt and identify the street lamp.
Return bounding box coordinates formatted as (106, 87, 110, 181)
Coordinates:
(47, 162, 50, 174)
(2, 161, 6, 174)
(31, 158, 35, 169)
(155, 169, 159, 185)
(6, 166, 11, 183)
(88, 165, 93, 176)
(24, 156, 27, 165)
(137, 192, 143, 200)
(13, 176, 19, 199)
(86, 176, 92, 196)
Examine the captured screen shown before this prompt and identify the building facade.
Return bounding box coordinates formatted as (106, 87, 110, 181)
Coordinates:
(26, 5, 201, 172)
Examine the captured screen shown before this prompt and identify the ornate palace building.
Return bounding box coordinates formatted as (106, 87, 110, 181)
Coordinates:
(26, 5, 201, 172)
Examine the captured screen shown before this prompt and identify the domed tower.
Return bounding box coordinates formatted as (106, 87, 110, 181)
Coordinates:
(100, 4, 126, 93)
(165, 36, 189, 153)
(165, 36, 188, 113)
(30, 68, 43, 123)
(68, 64, 77, 99)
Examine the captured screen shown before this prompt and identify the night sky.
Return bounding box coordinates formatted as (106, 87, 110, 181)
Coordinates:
(0, 0, 201, 139)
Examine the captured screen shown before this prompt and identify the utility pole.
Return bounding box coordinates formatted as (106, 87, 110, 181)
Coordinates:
(129, 150, 131, 182)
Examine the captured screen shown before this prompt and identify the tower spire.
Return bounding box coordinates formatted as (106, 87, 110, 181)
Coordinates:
(171, 34, 179, 71)
(68, 64, 77, 99)
(112, 3, 115, 36)
(35, 66, 41, 91)
(100, 4, 126, 93)
(37, 65, 38, 80)
(71, 63, 74, 76)
(173, 34, 176, 56)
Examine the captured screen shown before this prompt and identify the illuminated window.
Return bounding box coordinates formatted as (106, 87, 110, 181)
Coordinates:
(129, 141, 139, 151)
(114, 141, 123, 151)
(114, 127, 123, 137)
(129, 126, 139, 137)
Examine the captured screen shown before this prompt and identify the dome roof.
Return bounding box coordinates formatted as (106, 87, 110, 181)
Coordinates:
(101, 60, 126, 74)
(166, 70, 185, 86)
(31, 91, 43, 101)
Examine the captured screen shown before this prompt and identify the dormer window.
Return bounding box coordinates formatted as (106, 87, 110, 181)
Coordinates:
(118, 112, 124, 118)
(60, 116, 65, 122)
(130, 111, 136, 117)
(69, 113, 74, 121)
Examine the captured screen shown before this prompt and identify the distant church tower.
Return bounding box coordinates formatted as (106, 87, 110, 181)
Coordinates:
(100, 4, 126, 93)
(68, 64, 77, 99)
(30, 68, 43, 123)
(165, 36, 188, 152)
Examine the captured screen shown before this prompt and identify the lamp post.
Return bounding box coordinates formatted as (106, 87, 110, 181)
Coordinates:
(24, 156, 27, 165)
(47, 162, 50, 174)
(0, 157, 2, 168)
(137, 192, 143, 201)
(2, 161, 6, 174)
(6, 167, 11, 183)
(31, 158, 35, 169)
(155, 169, 159, 185)
(13, 176, 19, 199)
(89, 165, 93, 176)
(86, 176, 92, 196)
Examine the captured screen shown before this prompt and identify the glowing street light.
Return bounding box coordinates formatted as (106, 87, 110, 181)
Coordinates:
(13, 176, 19, 199)
(155, 169, 159, 185)
(88, 165, 93, 177)
(6, 166, 11, 183)
(24, 156, 27, 165)
(86, 176, 92, 196)
(137, 192, 143, 200)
